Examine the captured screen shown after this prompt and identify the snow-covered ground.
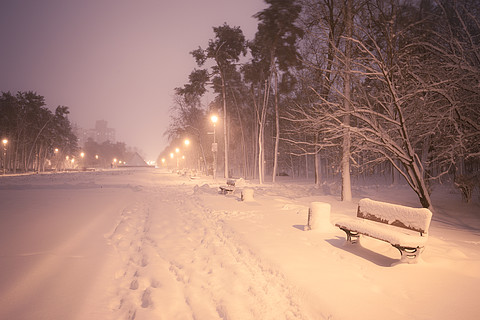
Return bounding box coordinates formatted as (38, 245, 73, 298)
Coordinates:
(0, 168, 479, 320)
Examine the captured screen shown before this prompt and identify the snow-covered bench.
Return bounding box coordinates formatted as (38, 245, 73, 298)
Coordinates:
(335, 198, 433, 264)
(219, 179, 236, 194)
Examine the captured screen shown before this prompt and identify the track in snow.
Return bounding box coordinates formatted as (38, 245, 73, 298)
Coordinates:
(107, 183, 310, 320)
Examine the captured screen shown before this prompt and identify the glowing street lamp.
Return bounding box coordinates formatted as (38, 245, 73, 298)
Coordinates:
(175, 148, 180, 169)
(184, 139, 190, 146)
(210, 115, 218, 179)
(79, 152, 85, 170)
(53, 148, 59, 171)
(2, 138, 8, 174)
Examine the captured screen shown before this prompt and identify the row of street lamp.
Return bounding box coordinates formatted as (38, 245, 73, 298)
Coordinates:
(161, 138, 191, 170)
(1, 138, 124, 173)
(160, 115, 219, 179)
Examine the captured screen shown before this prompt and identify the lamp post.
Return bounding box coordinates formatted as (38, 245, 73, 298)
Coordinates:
(184, 139, 190, 169)
(175, 147, 180, 170)
(2, 139, 8, 175)
(211, 115, 218, 180)
(80, 152, 85, 171)
(54, 148, 59, 171)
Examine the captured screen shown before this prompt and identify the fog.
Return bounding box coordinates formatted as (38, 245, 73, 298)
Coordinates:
(0, 0, 266, 160)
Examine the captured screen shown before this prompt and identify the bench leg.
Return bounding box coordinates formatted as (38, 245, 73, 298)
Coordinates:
(219, 187, 234, 195)
(393, 245, 424, 264)
(339, 228, 360, 244)
(219, 187, 228, 195)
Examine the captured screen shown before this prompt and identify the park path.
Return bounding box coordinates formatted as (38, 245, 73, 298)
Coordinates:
(107, 175, 308, 320)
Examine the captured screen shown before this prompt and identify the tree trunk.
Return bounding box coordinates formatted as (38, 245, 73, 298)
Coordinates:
(258, 79, 270, 184)
(231, 88, 248, 178)
(251, 86, 260, 180)
(220, 71, 229, 179)
(272, 69, 280, 183)
(406, 161, 433, 211)
(314, 133, 321, 186)
(315, 151, 321, 187)
(341, 0, 353, 202)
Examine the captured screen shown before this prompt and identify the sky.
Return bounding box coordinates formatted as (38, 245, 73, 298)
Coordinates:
(0, 0, 267, 161)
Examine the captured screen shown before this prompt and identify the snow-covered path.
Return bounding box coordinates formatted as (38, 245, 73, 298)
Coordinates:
(106, 176, 310, 320)
(0, 170, 314, 320)
(1, 168, 479, 319)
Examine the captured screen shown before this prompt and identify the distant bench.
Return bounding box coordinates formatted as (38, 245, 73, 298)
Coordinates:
(335, 198, 433, 264)
(219, 179, 236, 194)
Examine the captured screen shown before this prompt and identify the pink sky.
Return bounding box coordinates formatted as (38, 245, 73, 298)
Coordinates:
(0, 0, 266, 161)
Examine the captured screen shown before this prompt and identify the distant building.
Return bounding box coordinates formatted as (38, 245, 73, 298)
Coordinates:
(74, 120, 116, 147)
(93, 120, 115, 144)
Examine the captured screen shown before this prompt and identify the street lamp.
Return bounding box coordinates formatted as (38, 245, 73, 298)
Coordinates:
(2, 139, 8, 175)
(80, 152, 85, 171)
(183, 139, 191, 169)
(175, 148, 180, 169)
(211, 115, 218, 180)
(53, 148, 59, 171)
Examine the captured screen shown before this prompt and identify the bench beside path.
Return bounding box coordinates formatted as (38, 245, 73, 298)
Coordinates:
(335, 198, 433, 264)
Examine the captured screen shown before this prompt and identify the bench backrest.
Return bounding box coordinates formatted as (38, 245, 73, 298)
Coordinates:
(357, 198, 432, 235)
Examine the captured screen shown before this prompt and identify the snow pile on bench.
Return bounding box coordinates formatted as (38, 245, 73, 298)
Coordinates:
(357, 198, 432, 234)
(335, 198, 433, 263)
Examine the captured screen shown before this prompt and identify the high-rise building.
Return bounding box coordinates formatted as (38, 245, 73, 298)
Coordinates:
(74, 120, 116, 147)
(93, 120, 115, 144)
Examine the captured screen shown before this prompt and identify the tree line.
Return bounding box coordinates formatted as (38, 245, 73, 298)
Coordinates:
(0, 91, 78, 173)
(164, 0, 480, 210)
(1, 91, 141, 173)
